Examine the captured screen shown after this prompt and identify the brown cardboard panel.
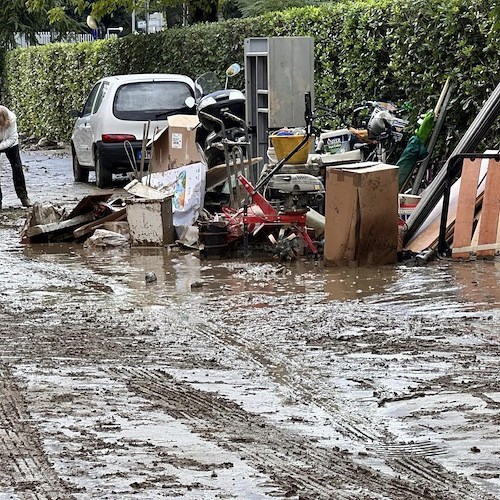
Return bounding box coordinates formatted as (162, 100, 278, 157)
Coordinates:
(356, 168, 398, 265)
(324, 169, 358, 265)
(66, 192, 114, 219)
(324, 162, 398, 266)
(150, 127, 169, 173)
(73, 208, 127, 240)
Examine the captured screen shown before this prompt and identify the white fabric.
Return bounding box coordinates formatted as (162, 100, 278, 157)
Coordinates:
(0, 107, 19, 151)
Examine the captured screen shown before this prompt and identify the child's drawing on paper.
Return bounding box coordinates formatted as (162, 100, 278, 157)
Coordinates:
(173, 170, 187, 209)
(144, 162, 206, 227)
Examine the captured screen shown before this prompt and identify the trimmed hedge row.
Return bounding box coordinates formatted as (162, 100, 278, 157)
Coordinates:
(2, 0, 498, 148)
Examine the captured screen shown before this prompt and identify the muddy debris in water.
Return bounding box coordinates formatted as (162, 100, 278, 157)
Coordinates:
(0, 151, 499, 499)
(145, 272, 157, 283)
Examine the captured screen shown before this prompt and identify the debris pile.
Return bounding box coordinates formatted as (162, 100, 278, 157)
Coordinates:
(19, 81, 499, 266)
(21, 192, 126, 245)
(402, 82, 500, 260)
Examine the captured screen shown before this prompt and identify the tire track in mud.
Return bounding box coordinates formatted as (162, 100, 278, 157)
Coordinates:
(108, 365, 481, 500)
(170, 313, 492, 500)
(0, 365, 76, 500)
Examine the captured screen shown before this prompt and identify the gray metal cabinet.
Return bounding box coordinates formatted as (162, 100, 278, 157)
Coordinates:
(244, 37, 315, 162)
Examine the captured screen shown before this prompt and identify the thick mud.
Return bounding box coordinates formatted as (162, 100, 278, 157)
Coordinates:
(0, 150, 499, 499)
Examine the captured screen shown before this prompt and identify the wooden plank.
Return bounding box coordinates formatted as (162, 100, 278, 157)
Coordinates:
(73, 208, 127, 240)
(497, 211, 500, 249)
(406, 211, 449, 252)
(406, 188, 485, 254)
(469, 208, 482, 253)
(124, 179, 171, 200)
(66, 192, 114, 219)
(476, 159, 500, 258)
(406, 178, 464, 253)
(206, 157, 263, 191)
(406, 158, 489, 253)
(452, 158, 481, 259)
(27, 213, 94, 238)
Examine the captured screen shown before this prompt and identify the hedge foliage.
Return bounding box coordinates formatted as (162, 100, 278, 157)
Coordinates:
(2, 0, 498, 148)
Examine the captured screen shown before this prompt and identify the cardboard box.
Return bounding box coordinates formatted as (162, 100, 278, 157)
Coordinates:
(149, 114, 201, 173)
(125, 197, 174, 246)
(324, 162, 399, 266)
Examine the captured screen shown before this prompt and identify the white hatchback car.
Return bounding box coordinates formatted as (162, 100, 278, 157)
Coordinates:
(71, 73, 196, 188)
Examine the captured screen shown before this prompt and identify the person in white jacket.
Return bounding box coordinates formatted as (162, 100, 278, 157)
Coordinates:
(0, 105, 31, 208)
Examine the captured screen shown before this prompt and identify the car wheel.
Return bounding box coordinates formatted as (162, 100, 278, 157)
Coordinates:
(72, 149, 89, 183)
(95, 155, 112, 188)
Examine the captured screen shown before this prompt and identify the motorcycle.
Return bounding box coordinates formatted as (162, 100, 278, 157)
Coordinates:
(192, 63, 247, 169)
(314, 100, 409, 163)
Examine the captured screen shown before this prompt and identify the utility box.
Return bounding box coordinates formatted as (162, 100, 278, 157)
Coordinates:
(149, 114, 201, 173)
(324, 162, 399, 266)
(126, 197, 175, 246)
(244, 37, 314, 164)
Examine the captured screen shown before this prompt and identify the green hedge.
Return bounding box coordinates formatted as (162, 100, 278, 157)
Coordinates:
(2, 0, 498, 148)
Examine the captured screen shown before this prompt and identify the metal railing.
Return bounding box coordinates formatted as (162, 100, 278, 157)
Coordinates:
(14, 32, 95, 48)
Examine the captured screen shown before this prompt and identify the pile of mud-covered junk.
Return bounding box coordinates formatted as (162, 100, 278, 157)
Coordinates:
(21, 81, 500, 265)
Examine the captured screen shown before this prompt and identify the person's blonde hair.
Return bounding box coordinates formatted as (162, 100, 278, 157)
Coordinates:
(0, 107, 11, 129)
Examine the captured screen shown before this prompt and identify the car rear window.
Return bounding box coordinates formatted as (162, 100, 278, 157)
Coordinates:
(113, 81, 194, 120)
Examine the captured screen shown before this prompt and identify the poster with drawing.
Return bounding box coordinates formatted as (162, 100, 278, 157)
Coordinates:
(144, 162, 207, 228)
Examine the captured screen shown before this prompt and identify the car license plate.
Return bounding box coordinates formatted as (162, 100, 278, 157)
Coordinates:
(136, 149, 151, 160)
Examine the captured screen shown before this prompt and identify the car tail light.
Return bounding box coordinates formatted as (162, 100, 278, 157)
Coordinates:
(102, 134, 136, 143)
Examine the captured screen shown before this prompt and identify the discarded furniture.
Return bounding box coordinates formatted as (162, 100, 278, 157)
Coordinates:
(437, 152, 500, 258)
(21, 193, 118, 244)
(244, 36, 314, 170)
(125, 197, 174, 246)
(26, 213, 94, 241)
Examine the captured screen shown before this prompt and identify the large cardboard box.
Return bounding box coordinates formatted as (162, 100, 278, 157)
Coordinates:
(149, 114, 201, 173)
(324, 162, 399, 266)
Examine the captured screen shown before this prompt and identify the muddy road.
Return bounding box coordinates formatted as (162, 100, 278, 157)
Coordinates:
(0, 150, 499, 499)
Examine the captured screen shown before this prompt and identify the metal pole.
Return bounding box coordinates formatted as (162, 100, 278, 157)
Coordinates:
(145, 1, 150, 33)
(410, 85, 452, 194)
(243, 203, 249, 256)
(132, 10, 136, 32)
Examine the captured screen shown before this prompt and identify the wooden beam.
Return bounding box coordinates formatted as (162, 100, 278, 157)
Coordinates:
(73, 208, 127, 240)
(206, 157, 263, 191)
(452, 158, 481, 259)
(476, 159, 500, 258)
